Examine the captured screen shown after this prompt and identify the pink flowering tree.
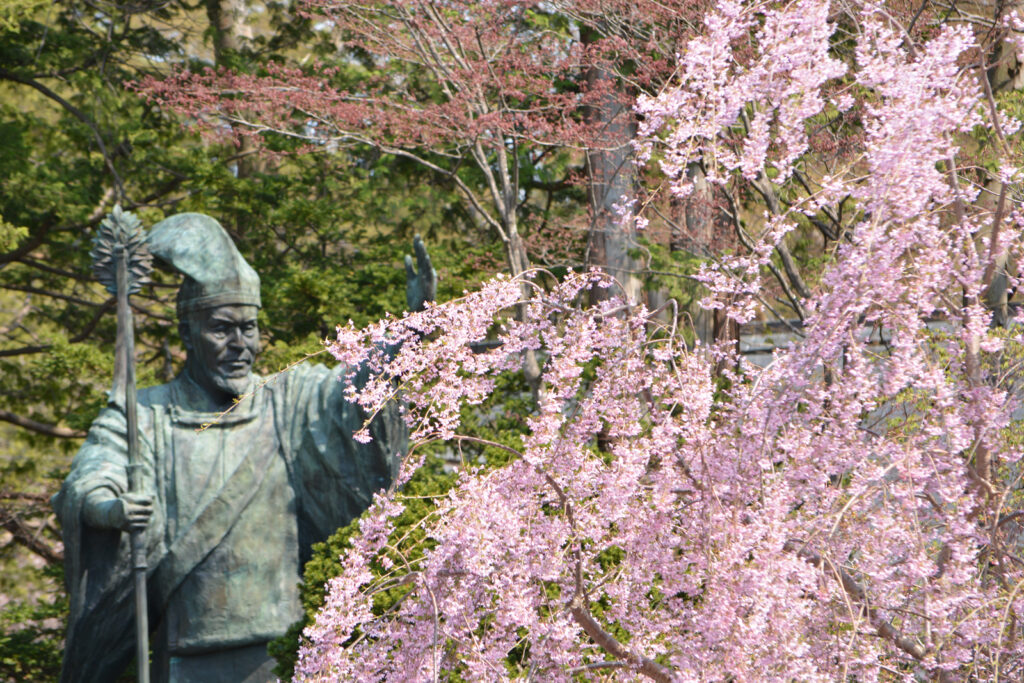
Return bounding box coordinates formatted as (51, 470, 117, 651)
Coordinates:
(287, 0, 1024, 680)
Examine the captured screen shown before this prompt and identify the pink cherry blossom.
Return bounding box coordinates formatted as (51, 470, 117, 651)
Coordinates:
(289, 0, 1024, 680)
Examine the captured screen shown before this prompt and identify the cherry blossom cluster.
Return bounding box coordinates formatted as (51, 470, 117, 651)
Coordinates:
(634, 0, 846, 193)
(308, 270, 720, 680)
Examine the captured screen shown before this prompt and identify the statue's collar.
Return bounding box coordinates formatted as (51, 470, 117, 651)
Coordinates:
(168, 372, 261, 426)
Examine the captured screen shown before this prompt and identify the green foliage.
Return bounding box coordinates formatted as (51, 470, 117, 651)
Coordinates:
(0, 0, 47, 32)
(636, 237, 706, 345)
(0, 218, 26, 252)
(0, 565, 65, 682)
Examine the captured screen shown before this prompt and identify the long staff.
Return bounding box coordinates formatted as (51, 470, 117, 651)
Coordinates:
(92, 206, 153, 683)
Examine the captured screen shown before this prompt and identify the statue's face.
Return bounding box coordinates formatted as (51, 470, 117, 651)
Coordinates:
(181, 304, 260, 401)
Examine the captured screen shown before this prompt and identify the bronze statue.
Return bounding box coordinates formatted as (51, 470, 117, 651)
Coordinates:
(53, 213, 435, 682)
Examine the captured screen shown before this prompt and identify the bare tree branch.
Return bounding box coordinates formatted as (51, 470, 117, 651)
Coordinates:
(784, 539, 931, 662)
(569, 599, 673, 683)
(0, 297, 114, 357)
(1, 512, 64, 564)
(0, 408, 87, 439)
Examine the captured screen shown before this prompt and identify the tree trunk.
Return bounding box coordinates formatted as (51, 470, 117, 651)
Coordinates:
(205, 0, 262, 181)
(583, 59, 642, 303)
(982, 16, 1023, 327)
(205, 0, 248, 58)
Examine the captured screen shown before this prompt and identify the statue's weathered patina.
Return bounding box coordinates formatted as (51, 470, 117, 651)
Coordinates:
(53, 213, 434, 682)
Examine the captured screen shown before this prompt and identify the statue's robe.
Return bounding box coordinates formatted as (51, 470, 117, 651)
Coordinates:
(53, 362, 405, 682)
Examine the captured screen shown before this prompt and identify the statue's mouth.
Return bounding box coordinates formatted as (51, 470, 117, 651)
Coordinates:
(220, 360, 251, 376)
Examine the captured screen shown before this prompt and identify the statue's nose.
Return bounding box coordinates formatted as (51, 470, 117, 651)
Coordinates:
(227, 328, 245, 347)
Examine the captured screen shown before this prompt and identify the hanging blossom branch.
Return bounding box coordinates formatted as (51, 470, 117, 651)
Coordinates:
(302, 270, 709, 680)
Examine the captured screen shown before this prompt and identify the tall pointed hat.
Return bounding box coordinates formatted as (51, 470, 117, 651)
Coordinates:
(146, 213, 261, 316)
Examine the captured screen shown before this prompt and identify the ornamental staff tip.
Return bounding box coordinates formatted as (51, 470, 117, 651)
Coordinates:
(91, 205, 153, 295)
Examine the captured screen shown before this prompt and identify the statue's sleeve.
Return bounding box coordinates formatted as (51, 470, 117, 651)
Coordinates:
(54, 408, 131, 610)
(52, 406, 160, 683)
(280, 362, 407, 546)
(58, 407, 131, 506)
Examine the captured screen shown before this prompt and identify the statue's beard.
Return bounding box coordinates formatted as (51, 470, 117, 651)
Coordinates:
(210, 371, 251, 398)
(186, 358, 253, 401)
